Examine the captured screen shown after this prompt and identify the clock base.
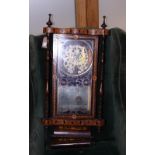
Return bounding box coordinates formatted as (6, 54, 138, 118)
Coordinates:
(47, 126, 92, 148)
(49, 137, 91, 148)
(42, 119, 104, 148)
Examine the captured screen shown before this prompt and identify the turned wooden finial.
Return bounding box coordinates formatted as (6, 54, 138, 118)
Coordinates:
(101, 16, 107, 29)
(46, 14, 53, 27)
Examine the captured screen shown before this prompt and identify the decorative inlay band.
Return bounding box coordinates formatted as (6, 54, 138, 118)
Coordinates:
(41, 118, 104, 127)
(43, 27, 109, 36)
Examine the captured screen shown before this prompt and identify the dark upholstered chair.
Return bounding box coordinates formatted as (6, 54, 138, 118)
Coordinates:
(29, 28, 126, 155)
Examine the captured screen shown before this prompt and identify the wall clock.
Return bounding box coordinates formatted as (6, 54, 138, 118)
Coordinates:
(41, 14, 109, 148)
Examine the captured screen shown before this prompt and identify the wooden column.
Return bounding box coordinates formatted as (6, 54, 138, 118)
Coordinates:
(75, 0, 99, 28)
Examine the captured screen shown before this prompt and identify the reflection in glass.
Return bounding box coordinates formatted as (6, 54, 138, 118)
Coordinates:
(53, 34, 94, 115)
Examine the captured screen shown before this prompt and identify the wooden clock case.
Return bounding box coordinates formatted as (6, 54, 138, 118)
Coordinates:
(41, 14, 109, 148)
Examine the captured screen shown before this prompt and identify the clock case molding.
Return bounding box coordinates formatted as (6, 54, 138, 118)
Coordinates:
(41, 14, 109, 148)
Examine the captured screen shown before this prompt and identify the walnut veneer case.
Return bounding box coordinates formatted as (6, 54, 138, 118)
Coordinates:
(41, 14, 109, 148)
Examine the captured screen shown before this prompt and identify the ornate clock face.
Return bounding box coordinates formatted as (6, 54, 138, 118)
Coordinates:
(62, 45, 92, 77)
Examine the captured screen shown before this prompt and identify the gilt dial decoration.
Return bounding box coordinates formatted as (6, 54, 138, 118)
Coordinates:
(62, 45, 93, 77)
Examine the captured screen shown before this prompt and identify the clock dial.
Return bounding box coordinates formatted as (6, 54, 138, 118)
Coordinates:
(62, 45, 92, 77)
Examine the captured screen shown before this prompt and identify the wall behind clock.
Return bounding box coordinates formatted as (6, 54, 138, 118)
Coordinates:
(29, 0, 76, 35)
(99, 0, 126, 31)
(29, 0, 126, 35)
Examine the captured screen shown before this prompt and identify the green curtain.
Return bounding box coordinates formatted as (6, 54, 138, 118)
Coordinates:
(29, 28, 126, 155)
